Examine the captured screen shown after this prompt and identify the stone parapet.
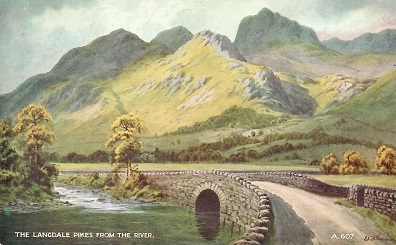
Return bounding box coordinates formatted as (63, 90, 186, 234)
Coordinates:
(146, 170, 273, 245)
(242, 172, 348, 197)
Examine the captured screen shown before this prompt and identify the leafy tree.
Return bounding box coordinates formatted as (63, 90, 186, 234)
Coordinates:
(61, 152, 88, 163)
(320, 153, 339, 174)
(13, 104, 55, 167)
(46, 152, 60, 162)
(0, 119, 18, 170)
(105, 112, 143, 179)
(88, 150, 109, 163)
(0, 119, 20, 189)
(339, 150, 369, 175)
(12, 104, 57, 194)
(375, 145, 396, 175)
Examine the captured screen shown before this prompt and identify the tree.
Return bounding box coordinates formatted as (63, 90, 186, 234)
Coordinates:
(339, 150, 369, 175)
(12, 104, 57, 193)
(0, 119, 18, 170)
(375, 145, 396, 175)
(0, 119, 20, 187)
(88, 150, 109, 163)
(320, 153, 339, 174)
(105, 112, 143, 179)
(13, 104, 54, 168)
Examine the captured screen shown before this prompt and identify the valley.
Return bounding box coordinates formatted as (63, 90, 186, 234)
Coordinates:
(0, 7, 395, 168)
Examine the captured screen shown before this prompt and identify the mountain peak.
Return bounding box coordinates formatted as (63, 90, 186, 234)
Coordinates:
(50, 29, 166, 81)
(257, 7, 274, 15)
(150, 26, 193, 53)
(234, 7, 321, 55)
(198, 30, 246, 62)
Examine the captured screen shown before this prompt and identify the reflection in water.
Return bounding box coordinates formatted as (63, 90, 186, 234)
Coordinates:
(195, 189, 221, 241)
(196, 212, 220, 241)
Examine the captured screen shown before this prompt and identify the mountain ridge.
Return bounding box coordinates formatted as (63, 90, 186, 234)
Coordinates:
(1, 8, 395, 155)
(322, 29, 396, 54)
(0, 28, 168, 117)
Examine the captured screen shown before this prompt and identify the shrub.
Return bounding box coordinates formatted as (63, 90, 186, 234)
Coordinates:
(375, 145, 396, 175)
(339, 150, 369, 175)
(320, 153, 339, 175)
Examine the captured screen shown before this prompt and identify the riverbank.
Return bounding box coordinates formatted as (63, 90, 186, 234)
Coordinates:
(0, 199, 72, 214)
(0, 183, 156, 214)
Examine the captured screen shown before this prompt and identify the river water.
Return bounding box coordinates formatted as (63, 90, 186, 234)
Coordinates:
(0, 183, 241, 245)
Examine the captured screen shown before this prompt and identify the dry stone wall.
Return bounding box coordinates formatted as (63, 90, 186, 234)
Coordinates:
(242, 171, 396, 221)
(146, 170, 273, 245)
(349, 184, 396, 220)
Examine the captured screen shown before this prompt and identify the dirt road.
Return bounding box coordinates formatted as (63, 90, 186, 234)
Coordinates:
(253, 181, 394, 245)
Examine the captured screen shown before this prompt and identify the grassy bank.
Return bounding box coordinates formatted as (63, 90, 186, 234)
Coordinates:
(55, 162, 318, 172)
(336, 199, 396, 242)
(310, 174, 396, 188)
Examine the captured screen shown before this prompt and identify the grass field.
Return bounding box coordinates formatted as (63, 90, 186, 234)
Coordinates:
(310, 174, 396, 188)
(55, 162, 318, 172)
(55, 163, 395, 188)
(336, 199, 396, 242)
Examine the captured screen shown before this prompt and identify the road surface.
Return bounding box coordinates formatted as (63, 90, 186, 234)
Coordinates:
(253, 181, 394, 245)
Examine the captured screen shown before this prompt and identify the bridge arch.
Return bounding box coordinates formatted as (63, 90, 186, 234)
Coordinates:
(192, 182, 226, 213)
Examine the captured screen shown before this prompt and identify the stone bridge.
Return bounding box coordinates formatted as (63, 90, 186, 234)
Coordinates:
(60, 170, 274, 244)
(60, 170, 396, 244)
(146, 170, 273, 245)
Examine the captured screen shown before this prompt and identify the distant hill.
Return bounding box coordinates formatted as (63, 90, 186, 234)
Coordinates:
(322, 29, 396, 54)
(0, 29, 167, 117)
(234, 7, 321, 55)
(150, 26, 193, 53)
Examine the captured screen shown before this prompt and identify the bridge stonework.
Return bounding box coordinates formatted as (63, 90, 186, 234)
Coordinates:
(147, 170, 273, 245)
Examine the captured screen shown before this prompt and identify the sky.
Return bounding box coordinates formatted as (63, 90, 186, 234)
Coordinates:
(1, 0, 396, 94)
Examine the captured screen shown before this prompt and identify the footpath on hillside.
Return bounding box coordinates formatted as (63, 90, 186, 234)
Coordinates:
(253, 181, 394, 245)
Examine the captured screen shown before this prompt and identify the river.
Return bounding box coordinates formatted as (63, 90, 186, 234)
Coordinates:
(0, 183, 241, 245)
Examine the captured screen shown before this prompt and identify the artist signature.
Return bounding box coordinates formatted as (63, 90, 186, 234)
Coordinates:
(364, 234, 393, 243)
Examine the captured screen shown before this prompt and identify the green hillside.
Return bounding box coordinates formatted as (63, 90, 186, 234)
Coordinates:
(43, 33, 287, 154)
(334, 70, 396, 133)
(110, 33, 283, 134)
(3, 27, 396, 160)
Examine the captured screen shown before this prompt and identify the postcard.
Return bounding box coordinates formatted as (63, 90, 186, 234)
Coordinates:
(1, 1, 395, 244)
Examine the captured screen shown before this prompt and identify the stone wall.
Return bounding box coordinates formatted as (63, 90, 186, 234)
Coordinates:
(146, 170, 273, 245)
(241, 172, 349, 197)
(349, 184, 396, 220)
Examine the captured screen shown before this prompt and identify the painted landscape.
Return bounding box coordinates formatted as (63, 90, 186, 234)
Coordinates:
(1, 2, 396, 245)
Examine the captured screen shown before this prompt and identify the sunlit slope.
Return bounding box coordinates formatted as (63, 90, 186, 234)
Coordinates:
(111, 34, 280, 134)
(41, 32, 318, 155)
(46, 34, 277, 154)
(301, 74, 373, 113)
(334, 70, 396, 132)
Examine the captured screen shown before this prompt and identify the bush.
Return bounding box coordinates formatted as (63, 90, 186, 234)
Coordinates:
(320, 153, 340, 175)
(375, 145, 396, 175)
(339, 150, 369, 175)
